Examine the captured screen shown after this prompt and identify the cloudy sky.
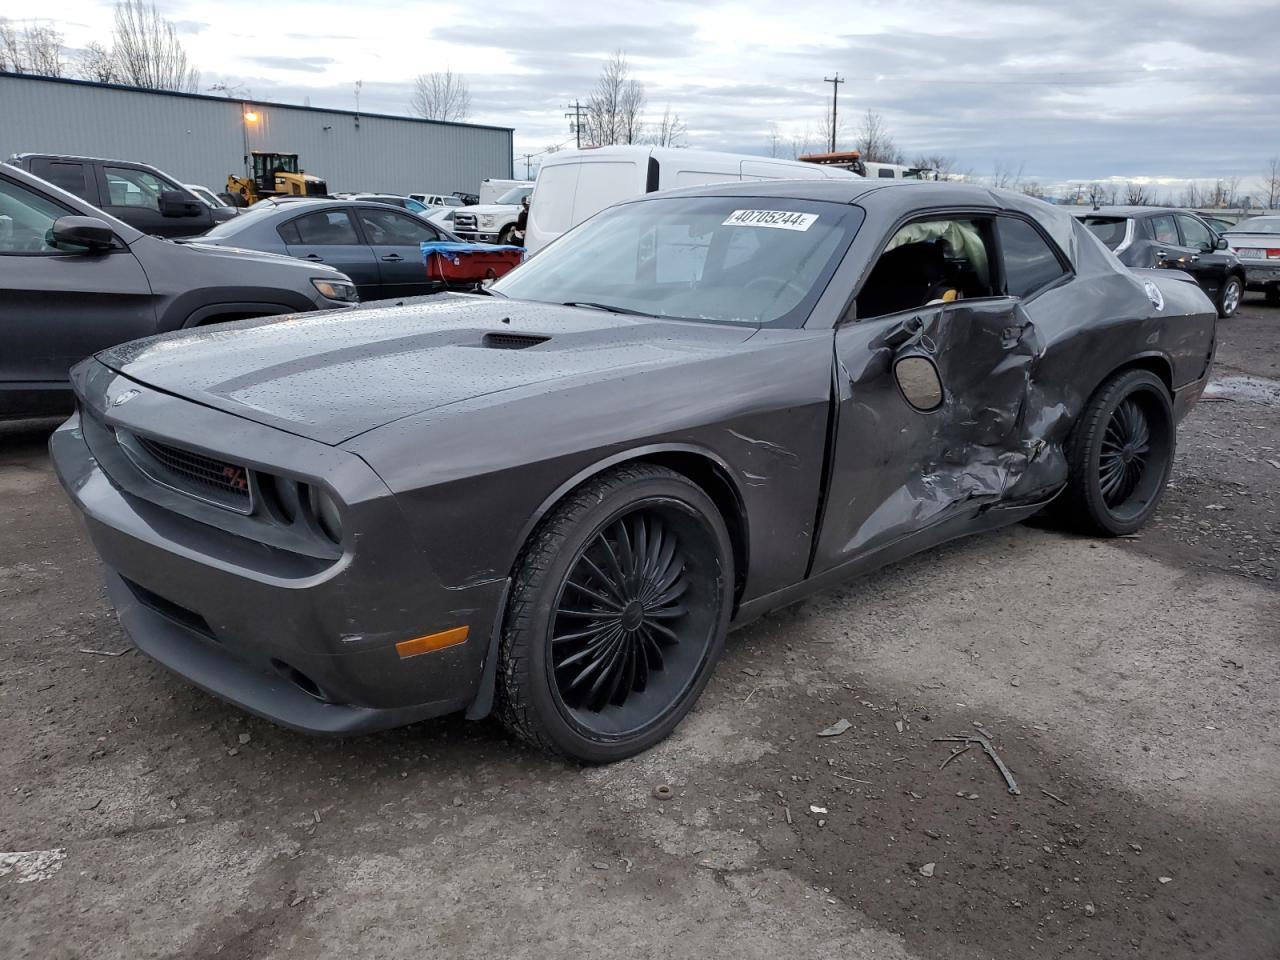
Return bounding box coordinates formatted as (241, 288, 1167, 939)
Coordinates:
(7, 0, 1280, 194)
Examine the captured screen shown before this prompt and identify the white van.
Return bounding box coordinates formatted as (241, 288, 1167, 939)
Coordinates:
(524, 146, 859, 253)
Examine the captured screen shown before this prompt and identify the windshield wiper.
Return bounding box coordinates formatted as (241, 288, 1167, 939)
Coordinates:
(561, 301, 655, 317)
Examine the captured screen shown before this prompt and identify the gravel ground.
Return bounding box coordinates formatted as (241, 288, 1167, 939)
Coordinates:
(1, 297, 1277, 959)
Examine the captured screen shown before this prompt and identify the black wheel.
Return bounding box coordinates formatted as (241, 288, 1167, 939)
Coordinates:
(497, 225, 515, 245)
(1058, 369, 1175, 536)
(495, 464, 733, 763)
(1266, 285, 1280, 306)
(1217, 275, 1243, 318)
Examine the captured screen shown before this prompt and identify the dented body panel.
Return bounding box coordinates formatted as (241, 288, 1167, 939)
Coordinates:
(51, 180, 1217, 734)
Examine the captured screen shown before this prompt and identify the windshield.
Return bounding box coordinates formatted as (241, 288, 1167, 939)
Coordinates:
(496, 186, 533, 205)
(492, 196, 863, 328)
(1080, 216, 1129, 250)
(443, 196, 464, 206)
(1229, 217, 1280, 235)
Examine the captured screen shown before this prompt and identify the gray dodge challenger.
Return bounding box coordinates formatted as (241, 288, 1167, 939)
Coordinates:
(51, 180, 1217, 763)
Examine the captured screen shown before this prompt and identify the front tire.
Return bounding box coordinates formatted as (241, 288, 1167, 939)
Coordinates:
(1058, 369, 1175, 536)
(495, 464, 733, 763)
(1217, 275, 1243, 318)
(497, 225, 516, 245)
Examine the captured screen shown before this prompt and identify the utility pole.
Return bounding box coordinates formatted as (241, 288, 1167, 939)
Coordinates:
(565, 101, 585, 149)
(523, 153, 533, 178)
(823, 73, 844, 153)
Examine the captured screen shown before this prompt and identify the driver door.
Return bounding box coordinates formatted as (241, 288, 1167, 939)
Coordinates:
(811, 298, 1041, 573)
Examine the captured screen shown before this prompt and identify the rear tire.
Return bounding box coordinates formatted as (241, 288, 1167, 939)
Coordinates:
(495, 464, 733, 763)
(1057, 369, 1175, 536)
(1217, 275, 1243, 318)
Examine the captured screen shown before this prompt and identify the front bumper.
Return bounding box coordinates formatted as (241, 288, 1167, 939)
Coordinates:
(453, 230, 501, 244)
(50, 368, 506, 735)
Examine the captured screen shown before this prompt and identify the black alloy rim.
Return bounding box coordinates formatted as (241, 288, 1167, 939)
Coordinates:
(1097, 390, 1170, 520)
(547, 502, 718, 739)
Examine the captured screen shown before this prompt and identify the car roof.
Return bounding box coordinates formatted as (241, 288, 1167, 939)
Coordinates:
(1070, 206, 1203, 219)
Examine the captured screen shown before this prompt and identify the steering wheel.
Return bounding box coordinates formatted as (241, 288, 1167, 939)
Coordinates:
(744, 275, 808, 305)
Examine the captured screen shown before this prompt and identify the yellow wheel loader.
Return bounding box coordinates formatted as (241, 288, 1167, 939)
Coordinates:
(226, 152, 328, 206)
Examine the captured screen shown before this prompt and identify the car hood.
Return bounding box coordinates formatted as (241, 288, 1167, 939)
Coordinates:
(173, 240, 344, 274)
(94, 296, 758, 445)
(459, 203, 517, 217)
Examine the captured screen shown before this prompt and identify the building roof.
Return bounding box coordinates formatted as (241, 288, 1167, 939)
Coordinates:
(0, 70, 514, 135)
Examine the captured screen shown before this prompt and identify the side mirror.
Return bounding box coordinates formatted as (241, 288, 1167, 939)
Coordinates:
(50, 216, 115, 252)
(1216, 236, 1229, 250)
(159, 190, 202, 218)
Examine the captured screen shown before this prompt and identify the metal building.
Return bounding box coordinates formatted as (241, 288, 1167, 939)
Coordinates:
(0, 72, 514, 196)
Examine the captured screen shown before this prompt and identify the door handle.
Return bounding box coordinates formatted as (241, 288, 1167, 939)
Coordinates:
(304, 253, 324, 261)
(380, 254, 404, 262)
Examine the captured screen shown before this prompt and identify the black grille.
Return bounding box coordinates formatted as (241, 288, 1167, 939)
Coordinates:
(137, 437, 251, 506)
(482, 333, 549, 350)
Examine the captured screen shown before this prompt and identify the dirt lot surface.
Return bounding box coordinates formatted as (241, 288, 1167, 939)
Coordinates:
(2, 298, 1277, 960)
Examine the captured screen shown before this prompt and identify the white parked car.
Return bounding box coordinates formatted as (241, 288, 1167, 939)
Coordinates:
(524, 146, 860, 253)
(184, 183, 232, 209)
(409, 193, 465, 209)
(1222, 215, 1280, 305)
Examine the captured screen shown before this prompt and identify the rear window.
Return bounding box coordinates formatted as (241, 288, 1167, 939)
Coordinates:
(30, 159, 89, 199)
(1230, 217, 1280, 235)
(1080, 216, 1129, 250)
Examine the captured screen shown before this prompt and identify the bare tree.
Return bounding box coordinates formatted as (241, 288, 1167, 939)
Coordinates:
(855, 109, 904, 164)
(766, 123, 783, 158)
(1265, 157, 1280, 209)
(990, 160, 1025, 190)
(112, 0, 199, 92)
(0, 19, 65, 76)
(409, 69, 471, 122)
(911, 153, 959, 180)
(1084, 182, 1109, 207)
(1124, 182, 1151, 205)
(76, 41, 119, 82)
(650, 104, 686, 148)
(1020, 180, 1046, 200)
(584, 51, 646, 146)
(789, 125, 816, 160)
(1179, 181, 1202, 208)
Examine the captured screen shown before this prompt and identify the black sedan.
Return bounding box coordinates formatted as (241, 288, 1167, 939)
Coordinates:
(193, 198, 463, 301)
(1073, 206, 1246, 318)
(51, 180, 1217, 763)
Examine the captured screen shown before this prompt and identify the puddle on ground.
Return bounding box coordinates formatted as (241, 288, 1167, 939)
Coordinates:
(1203, 375, 1280, 407)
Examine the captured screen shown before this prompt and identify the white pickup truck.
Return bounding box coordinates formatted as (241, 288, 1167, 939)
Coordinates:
(451, 182, 534, 244)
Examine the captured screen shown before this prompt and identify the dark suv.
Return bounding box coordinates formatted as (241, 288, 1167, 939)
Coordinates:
(7, 153, 237, 239)
(0, 163, 358, 418)
(1073, 206, 1246, 318)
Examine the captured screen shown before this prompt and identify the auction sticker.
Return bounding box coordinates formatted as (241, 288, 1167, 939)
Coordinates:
(722, 209, 818, 231)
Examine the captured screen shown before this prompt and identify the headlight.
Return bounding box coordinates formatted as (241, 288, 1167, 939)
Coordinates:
(311, 278, 359, 302)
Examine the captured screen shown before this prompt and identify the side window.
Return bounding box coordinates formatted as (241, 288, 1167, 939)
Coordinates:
(30, 159, 90, 199)
(355, 208, 438, 245)
(103, 167, 169, 211)
(1177, 214, 1212, 251)
(1150, 215, 1178, 245)
(290, 210, 360, 245)
(996, 217, 1068, 299)
(276, 219, 301, 244)
(877, 168, 896, 178)
(856, 216, 996, 319)
(0, 175, 73, 254)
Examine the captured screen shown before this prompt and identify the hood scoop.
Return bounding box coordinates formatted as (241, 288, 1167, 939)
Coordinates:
(481, 332, 550, 350)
